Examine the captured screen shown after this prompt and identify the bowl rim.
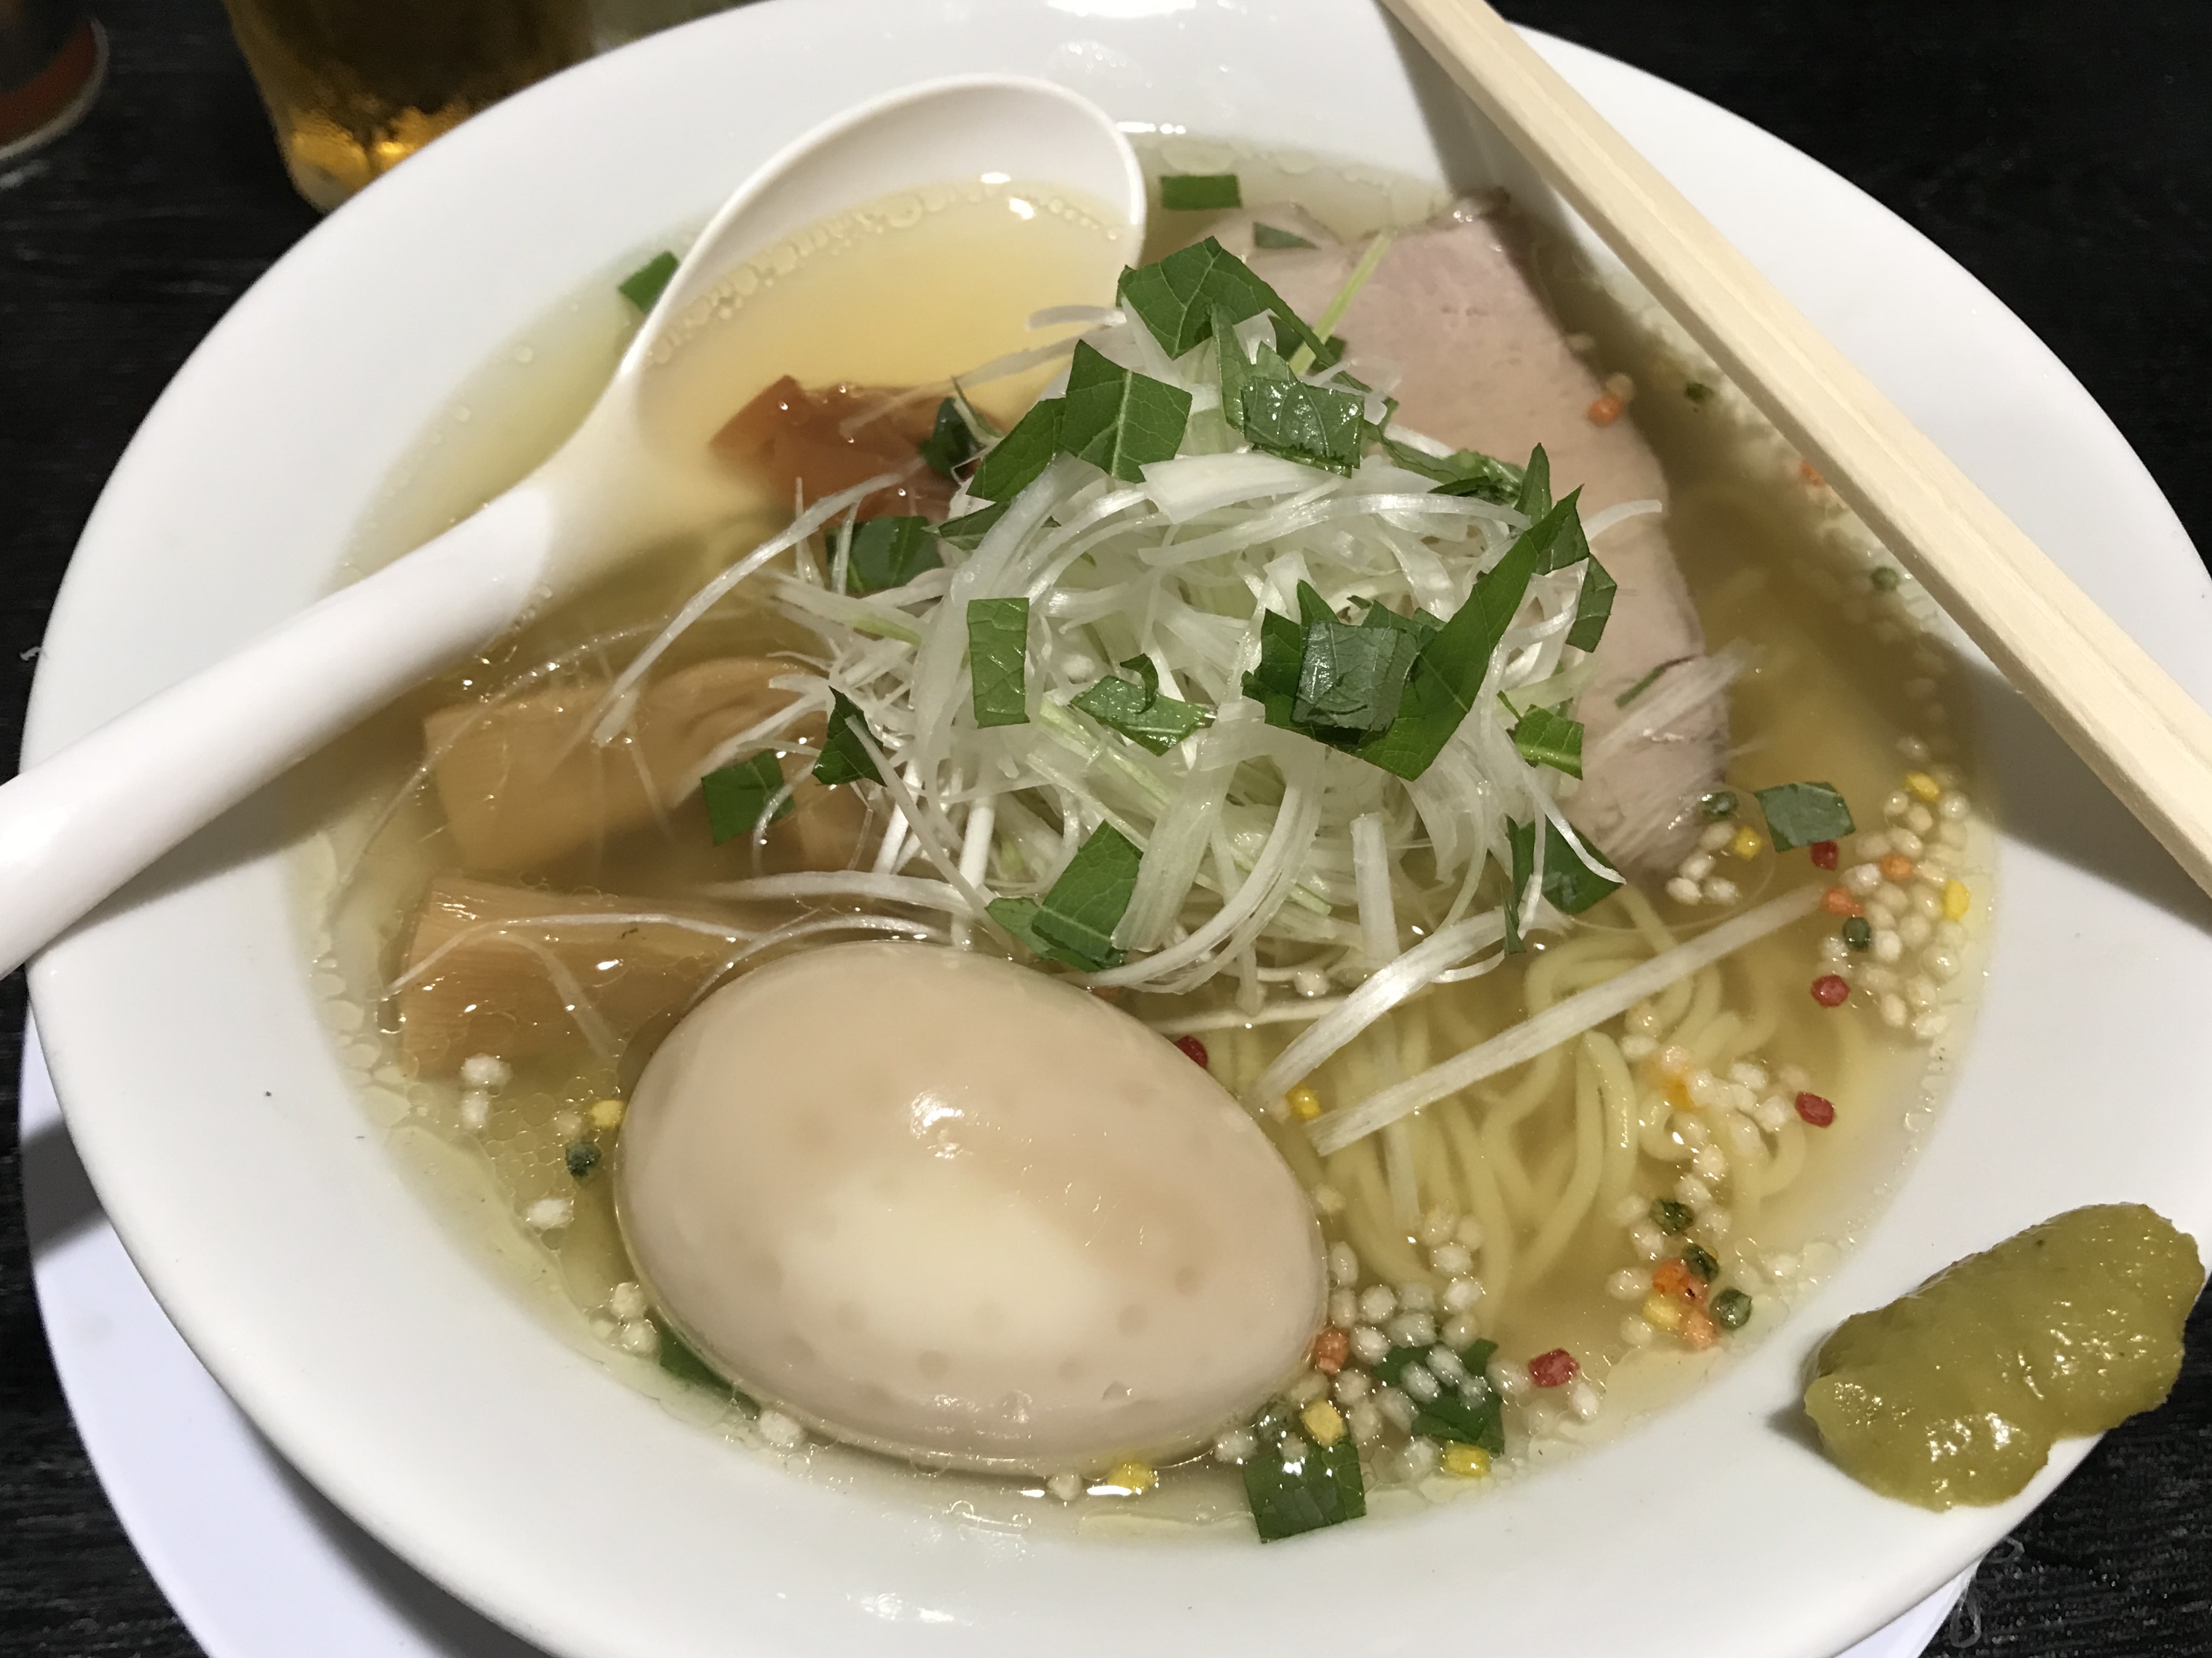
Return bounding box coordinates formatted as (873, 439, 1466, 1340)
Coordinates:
(28, 5, 2212, 1657)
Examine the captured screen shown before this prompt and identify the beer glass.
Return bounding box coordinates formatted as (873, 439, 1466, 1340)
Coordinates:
(222, 0, 592, 210)
(0, 0, 103, 163)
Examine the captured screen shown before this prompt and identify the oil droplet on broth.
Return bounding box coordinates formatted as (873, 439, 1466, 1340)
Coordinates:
(642, 179, 1134, 455)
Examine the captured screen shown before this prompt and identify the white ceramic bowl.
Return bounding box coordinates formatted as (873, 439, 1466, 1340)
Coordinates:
(29, 4, 2212, 1656)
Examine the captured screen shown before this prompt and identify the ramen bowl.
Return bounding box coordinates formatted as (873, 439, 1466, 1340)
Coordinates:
(28, 2, 2212, 1656)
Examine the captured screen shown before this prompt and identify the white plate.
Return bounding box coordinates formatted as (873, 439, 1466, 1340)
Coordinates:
(25, 5, 2212, 1657)
(20, 1018, 1973, 1657)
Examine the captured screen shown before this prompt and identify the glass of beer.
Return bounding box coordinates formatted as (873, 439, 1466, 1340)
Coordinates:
(222, 0, 593, 211)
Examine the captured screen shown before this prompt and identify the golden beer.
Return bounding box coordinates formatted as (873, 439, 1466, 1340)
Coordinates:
(222, 0, 592, 210)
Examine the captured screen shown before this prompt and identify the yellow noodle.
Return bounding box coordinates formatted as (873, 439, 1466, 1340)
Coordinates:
(1519, 1037, 1607, 1282)
(1762, 1114, 1808, 1196)
(1438, 1097, 1515, 1305)
(1616, 883, 1680, 955)
(1589, 1031, 1640, 1211)
(1688, 1010, 1742, 1068)
(1330, 1139, 1428, 1284)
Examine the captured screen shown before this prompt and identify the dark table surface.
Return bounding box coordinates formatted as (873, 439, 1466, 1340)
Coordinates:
(4, 2, 2211, 1653)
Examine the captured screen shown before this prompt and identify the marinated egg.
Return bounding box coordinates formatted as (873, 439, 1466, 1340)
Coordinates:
(617, 941, 1324, 1472)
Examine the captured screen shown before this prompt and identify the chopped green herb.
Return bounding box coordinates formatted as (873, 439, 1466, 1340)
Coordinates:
(1650, 1197, 1694, 1234)
(702, 750, 792, 844)
(1241, 1399, 1365, 1541)
(1698, 789, 1738, 820)
(1754, 780, 1857, 851)
(1352, 505, 1554, 780)
(1371, 1341, 1505, 1451)
(1058, 341, 1191, 481)
(812, 689, 884, 787)
(1159, 172, 1241, 210)
(1229, 339, 1365, 473)
(1116, 236, 1328, 362)
(654, 1321, 744, 1401)
(965, 597, 1030, 728)
(1712, 1287, 1753, 1329)
(1252, 221, 1316, 250)
(1071, 657, 1209, 753)
(565, 1140, 601, 1180)
(1241, 606, 1307, 728)
(1515, 443, 1553, 519)
(1684, 380, 1713, 405)
(1870, 565, 1901, 592)
(617, 250, 679, 313)
(841, 514, 941, 594)
(936, 499, 1009, 551)
(1615, 656, 1691, 709)
(1381, 437, 1524, 505)
(1567, 553, 1616, 651)
(1510, 704, 1584, 778)
(967, 398, 1063, 502)
(1503, 815, 1623, 949)
(1295, 580, 1335, 628)
(984, 897, 1089, 970)
(1356, 597, 1442, 643)
(987, 822, 1143, 970)
(1296, 616, 1419, 739)
(1032, 822, 1140, 965)
(1681, 1241, 1720, 1281)
(1842, 915, 1873, 951)
(1413, 1378, 1505, 1454)
(916, 396, 982, 479)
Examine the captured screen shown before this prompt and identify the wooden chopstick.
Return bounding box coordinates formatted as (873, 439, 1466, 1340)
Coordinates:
(1380, 0, 2212, 896)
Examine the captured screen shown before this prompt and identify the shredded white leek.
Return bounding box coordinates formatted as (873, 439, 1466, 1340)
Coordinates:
(1309, 885, 1820, 1155)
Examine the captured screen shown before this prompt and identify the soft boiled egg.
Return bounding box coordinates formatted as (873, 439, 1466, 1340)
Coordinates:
(617, 941, 1324, 1472)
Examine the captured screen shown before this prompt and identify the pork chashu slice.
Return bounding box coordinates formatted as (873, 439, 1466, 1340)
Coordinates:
(1217, 203, 1726, 876)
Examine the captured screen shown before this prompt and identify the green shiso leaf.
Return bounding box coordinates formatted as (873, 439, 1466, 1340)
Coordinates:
(701, 750, 793, 844)
(916, 396, 982, 479)
(1071, 658, 1209, 754)
(1252, 221, 1316, 250)
(1754, 781, 1857, 851)
(1382, 436, 1525, 506)
(1058, 341, 1192, 481)
(1515, 443, 1553, 519)
(936, 499, 1009, 551)
(1116, 237, 1329, 361)
(1160, 172, 1241, 210)
(1505, 816, 1623, 943)
(1296, 617, 1420, 738)
(1353, 513, 1547, 780)
(983, 897, 1097, 971)
(1241, 1400, 1365, 1542)
(618, 250, 679, 313)
(1241, 606, 1307, 729)
(1567, 553, 1616, 651)
(965, 596, 1030, 728)
(1231, 342, 1365, 473)
(812, 689, 884, 787)
(654, 1321, 747, 1403)
(1511, 703, 1584, 778)
(1030, 822, 1142, 965)
(968, 398, 1063, 502)
(1357, 598, 1442, 643)
(1411, 1341, 1505, 1453)
(841, 514, 941, 594)
(986, 822, 1143, 970)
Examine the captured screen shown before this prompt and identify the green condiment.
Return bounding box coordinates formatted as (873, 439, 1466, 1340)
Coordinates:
(1803, 1203, 2200, 1510)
